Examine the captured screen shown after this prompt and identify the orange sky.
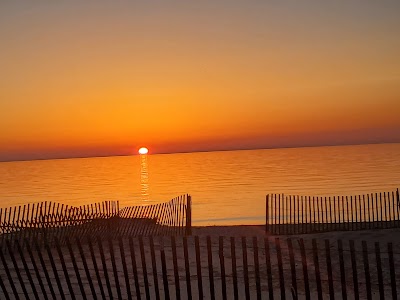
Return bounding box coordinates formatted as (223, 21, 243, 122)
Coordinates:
(1, 1, 400, 161)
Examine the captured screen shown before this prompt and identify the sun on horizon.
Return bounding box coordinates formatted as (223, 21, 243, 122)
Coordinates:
(138, 147, 149, 155)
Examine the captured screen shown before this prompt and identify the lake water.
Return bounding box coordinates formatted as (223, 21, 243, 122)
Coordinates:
(0, 143, 399, 225)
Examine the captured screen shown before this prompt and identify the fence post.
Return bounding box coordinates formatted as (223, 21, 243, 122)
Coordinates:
(186, 195, 192, 236)
(266, 194, 269, 233)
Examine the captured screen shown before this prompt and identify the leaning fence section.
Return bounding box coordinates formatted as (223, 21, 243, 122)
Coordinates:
(0, 195, 191, 251)
(266, 188, 400, 235)
(0, 235, 399, 299)
(117, 194, 192, 237)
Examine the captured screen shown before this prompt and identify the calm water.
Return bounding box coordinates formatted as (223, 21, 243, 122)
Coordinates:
(0, 143, 399, 225)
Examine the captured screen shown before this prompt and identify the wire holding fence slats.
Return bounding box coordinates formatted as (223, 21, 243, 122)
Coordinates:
(266, 188, 400, 234)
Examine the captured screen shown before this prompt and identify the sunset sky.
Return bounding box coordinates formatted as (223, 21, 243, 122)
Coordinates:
(1, 1, 400, 161)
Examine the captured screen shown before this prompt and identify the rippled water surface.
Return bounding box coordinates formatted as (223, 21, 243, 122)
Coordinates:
(0, 144, 399, 225)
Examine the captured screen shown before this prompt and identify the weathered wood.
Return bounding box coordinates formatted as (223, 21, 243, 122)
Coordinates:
(55, 238, 77, 300)
(312, 239, 322, 300)
(129, 237, 142, 300)
(219, 236, 227, 300)
(299, 238, 310, 300)
(276, 237, 285, 300)
(109, 237, 122, 300)
(375, 242, 384, 300)
(253, 237, 261, 300)
(349, 240, 359, 300)
(388, 243, 397, 300)
(362, 241, 372, 300)
(242, 237, 250, 300)
(66, 237, 87, 300)
(325, 239, 334, 300)
(287, 238, 297, 299)
(77, 237, 98, 300)
(88, 237, 106, 299)
(265, 238, 274, 300)
(231, 237, 239, 300)
(25, 239, 49, 300)
(172, 236, 181, 300)
(195, 236, 203, 300)
(46, 241, 66, 300)
(207, 236, 215, 300)
(183, 236, 192, 300)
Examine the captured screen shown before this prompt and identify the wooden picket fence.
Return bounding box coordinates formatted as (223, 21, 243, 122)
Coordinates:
(0, 195, 191, 251)
(266, 189, 400, 235)
(0, 235, 399, 299)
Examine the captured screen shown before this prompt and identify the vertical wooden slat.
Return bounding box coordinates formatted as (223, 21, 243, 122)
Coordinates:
(186, 195, 192, 236)
(278, 194, 281, 234)
(46, 240, 67, 300)
(207, 236, 215, 300)
(139, 236, 151, 300)
(171, 236, 181, 300)
(6, 240, 30, 299)
(350, 196, 354, 230)
(160, 238, 170, 300)
(88, 236, 106, 300)
(55, 238, 77, 300)
(325, 239, 334, 300)
(276, 237, 285, 300)
(118, 237, 132, 300)
(25, 239, 49, 300)
(66, 237, 87, 300)
(219, 236, 227, 300)
(195, 236, 203, 300)
(289, 195, 293, 234)
(349, 240, 359, 300)
(301, 195, 304, 233)
(346, 196, 350, 230)
(312, 239, 323, 300)
(253, 237, 261, 300)
(388, 242, 397, 300)
(34, 238, 57, 299)
(0, 242, 20, 297)
(149, 236, 161, 300)
(299, 238, 310, 300)
(287, 238, 297, 299)
(231, 237, 239, 300)
(129, 237, 142, 300)
(98, 237, 113, 298)
(265, 238, 274, 300)
(242, 237, 250, 300)
(109, 237, 122, 300)
(338, 239, 347, 300)
(383, 192, 388, 228)
(266, 195, 269, 233)
(362, 241, 372, 300)
(76, 237, 98, 300)
(297, 195, 300, 234)
(183, 236, 192, 300)
(313, 196, 316, 232)
(0, 273, 10, 300)
(375, 242, 384, 300)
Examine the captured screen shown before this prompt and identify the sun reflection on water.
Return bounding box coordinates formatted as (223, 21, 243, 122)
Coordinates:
(140, 152, 149, 202)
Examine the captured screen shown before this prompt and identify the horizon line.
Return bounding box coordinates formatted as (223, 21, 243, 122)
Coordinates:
(0, 141, 398, 163)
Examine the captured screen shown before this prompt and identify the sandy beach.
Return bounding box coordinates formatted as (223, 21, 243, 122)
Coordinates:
(1, 226, 399, 299)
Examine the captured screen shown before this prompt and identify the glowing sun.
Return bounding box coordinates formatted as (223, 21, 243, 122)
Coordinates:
(138, 147, 149, 155)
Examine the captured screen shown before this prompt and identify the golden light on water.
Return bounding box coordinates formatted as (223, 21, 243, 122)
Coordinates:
(138, 147, 149, 155)
(139, 147, 149, 202)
